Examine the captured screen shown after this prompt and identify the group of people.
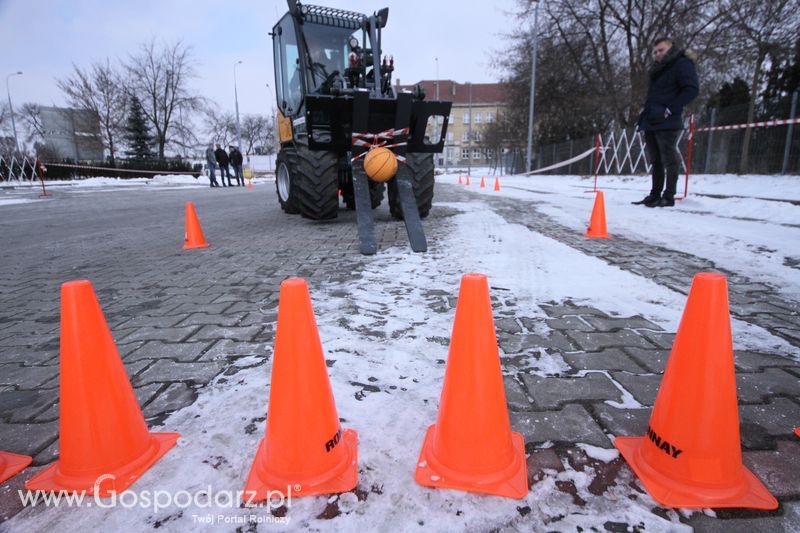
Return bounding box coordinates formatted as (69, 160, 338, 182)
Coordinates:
(205, 144, 246, 187)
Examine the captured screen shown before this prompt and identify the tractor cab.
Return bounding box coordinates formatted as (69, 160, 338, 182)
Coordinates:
(272, 1, 391, 119)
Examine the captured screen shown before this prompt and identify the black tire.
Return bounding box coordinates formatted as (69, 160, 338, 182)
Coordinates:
(342, 161, 385, 210)
(295, 146, 339, 220)
(388, 152, 435, 220)
(275, 148, 301, 214)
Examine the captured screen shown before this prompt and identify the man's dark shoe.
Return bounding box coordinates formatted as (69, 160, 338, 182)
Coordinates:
(644, 196, 662, 207)
(657, 197, 675, 207)
(632, 194, 659, 205)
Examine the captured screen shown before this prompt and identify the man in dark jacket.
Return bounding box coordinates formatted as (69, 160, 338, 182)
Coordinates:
(205, 143, 219, 187)
(229, 145, 245, 186)
(214, 144, 232, 187)
(634, 38, 699, 207)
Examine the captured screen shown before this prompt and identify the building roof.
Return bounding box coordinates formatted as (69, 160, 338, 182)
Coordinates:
(395, 80, 505, 105)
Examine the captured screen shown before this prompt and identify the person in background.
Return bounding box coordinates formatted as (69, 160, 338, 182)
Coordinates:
(633, 37, 699, 208)
(215, 144, 232, 187)
(229, 145, 245, 186)
(205, 143, 219, 187)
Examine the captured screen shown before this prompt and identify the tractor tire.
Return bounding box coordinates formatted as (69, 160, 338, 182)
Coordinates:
(275, 148, 301, 214)
(388, 152, 435, 220)
(342, 162, 385, 210)
(295, 146, 340, 220)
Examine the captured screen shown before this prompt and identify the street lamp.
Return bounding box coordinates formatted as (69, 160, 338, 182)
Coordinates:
(6, 71, 22, 154)
(434, 57, 439, 169)
(467, 81, 472, 178)
(234, 60, 243, 152)
(526, 0, 541, 173)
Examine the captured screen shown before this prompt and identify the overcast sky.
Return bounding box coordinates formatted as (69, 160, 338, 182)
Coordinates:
(0, 0, 520, 117)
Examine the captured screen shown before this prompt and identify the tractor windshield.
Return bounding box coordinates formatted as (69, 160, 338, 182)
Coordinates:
(302, 23, 358, 93)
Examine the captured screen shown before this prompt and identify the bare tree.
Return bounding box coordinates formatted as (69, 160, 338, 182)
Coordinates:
(18, 103, 45, 147)
(124, 39, 203, 160)
(240, 114, 277, 156)
(56, 60, 127, 164)
(721, 0, 800, 173)
(204, 105, 236, 147)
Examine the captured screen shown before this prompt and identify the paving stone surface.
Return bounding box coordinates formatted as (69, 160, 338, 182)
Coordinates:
(1, 183, 798, 530)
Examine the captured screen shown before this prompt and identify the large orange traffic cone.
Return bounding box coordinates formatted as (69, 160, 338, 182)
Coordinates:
(615, 273, 777, 509)
(183, 202, 209, 249)
(414, 274, 527, 498)
(25, 281, 180, 497)
(585, 191, 610, 238)
(0, 451, 31, 484)
(795, 428, 799, 438)
(493, 177, 501, 191)
(480, 176, 486, 188)
(244, 278, 357, 501)
(458, 175, 463, 185)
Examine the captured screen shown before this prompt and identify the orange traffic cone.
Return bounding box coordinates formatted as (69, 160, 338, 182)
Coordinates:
(0, 451, 31, 484)
(466, 176, 470, 186)
(795, 428, 799, 438)
(458, 175, 463, 185)
(493, 177, 501, 191)
(183, 202, 209, 249)
(585, 191, 611, 238)
(244, 278, 357, 501)
(480, 176, 486, 188)
(615, 273, 777, 509)
(247, 181, 253, 189)
(414, 274, 527, 498)
(25, 281, 180, 496)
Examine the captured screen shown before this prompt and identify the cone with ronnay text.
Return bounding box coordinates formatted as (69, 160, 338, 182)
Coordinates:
(615, 273, 777, 510)
(183, 201, 209, 249)
(494, 177, 501, 191)
(414, 273, 528, 499)
(244, 278, 358, 501)
(0, 451, 31, 484)
(585, 191, 610, 238)
(25, 280, 180, 496)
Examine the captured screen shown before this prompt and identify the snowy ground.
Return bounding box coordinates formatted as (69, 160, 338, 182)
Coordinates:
(2, 172, 798, 532)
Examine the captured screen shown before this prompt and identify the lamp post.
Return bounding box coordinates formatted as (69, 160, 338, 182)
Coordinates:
(525, 0, 541, 173)
(234, 60, 243, 152)
(6, 71, 22, 154)
(467, 81, 472, 177)
(434, 57, 440, 169)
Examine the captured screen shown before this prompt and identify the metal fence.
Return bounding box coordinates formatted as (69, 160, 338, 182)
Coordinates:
(529, 92, 800, 176)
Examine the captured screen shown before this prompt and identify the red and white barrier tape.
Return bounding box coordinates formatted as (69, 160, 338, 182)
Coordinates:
(351, 127, 409, 162)
(521, 146, 598, 176)
(696, 117, 800, 133)
(43, 163, 200, 176)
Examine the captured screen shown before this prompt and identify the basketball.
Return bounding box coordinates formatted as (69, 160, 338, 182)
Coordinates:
(364, 147, 398, 182)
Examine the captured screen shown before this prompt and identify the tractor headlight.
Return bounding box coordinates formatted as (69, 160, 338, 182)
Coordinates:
(349, 36, 359, 50)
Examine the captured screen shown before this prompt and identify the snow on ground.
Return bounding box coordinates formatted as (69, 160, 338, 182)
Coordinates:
(439, 172, 800, 303)
(3, 173, 797, 531)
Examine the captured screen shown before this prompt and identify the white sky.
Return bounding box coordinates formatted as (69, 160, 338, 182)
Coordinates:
(0, 0, 519, 116)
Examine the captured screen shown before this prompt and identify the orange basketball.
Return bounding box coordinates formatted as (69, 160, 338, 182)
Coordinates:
(363, 147, 398, 182)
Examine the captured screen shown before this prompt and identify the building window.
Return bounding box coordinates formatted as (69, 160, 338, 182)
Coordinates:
(446, 132, 453, 142)
(463, 113, 470, 124)
(474, 112, 481, 124)
(474, 131, 482, 142)
(461, 148, 469, 160)
(462, 131, 469, 142)
(449, 114, 453, 123)
(472, 148, 481, 160)
(487, 112, 494, 123)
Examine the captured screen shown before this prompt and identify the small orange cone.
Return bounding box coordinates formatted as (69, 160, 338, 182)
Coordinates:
(615, 273, 778, 510)
(183, 202, 209, 249)
(480, 176, 486, 188)
(585, 191, 611, 238)
(465, 176, 470, 186)
(414, 274, 527, 498)
(0, 451, 31, 484)
(25, 281, 180, 496)
(493, 177, 501, 191)
(247, 181, 253, 189)
(244, 278, 357, 501)
(458, 175, 463, 185)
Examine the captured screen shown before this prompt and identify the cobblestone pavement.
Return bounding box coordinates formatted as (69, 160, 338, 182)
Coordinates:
(0, 182, 798, 530)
